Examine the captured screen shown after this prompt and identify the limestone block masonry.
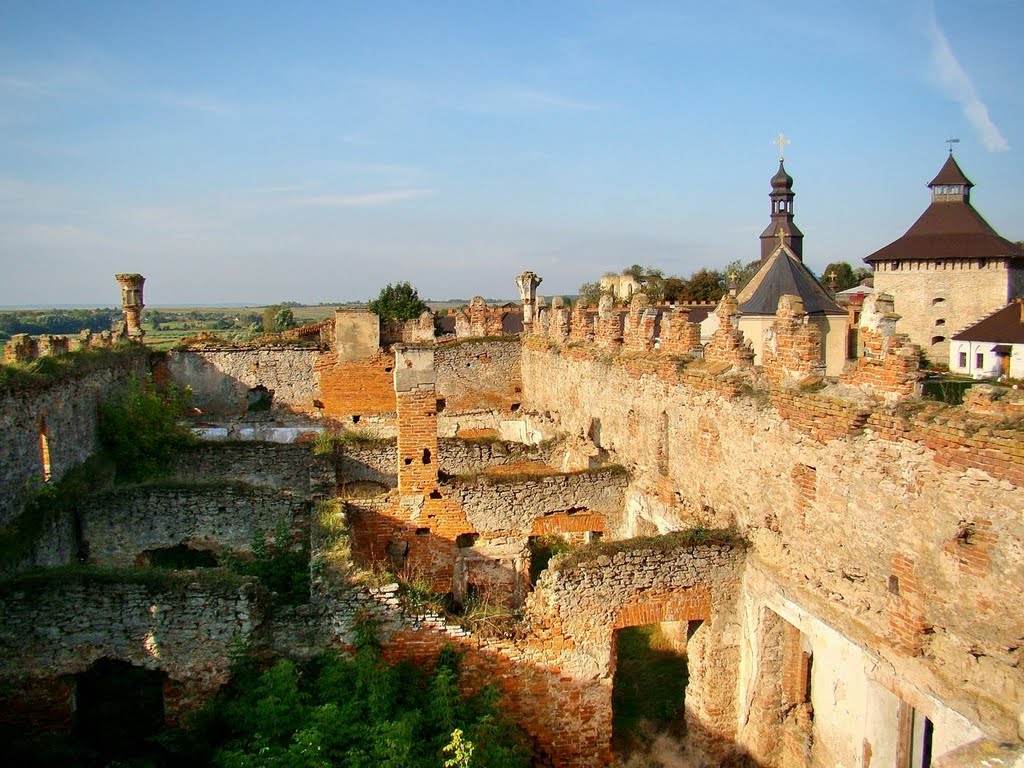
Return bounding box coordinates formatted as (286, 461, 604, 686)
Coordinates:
(520, 344, 1024, 741)
(80, 486, 309, 566)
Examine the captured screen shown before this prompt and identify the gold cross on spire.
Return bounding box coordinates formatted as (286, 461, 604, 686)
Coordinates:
(773, 132, 790, 162)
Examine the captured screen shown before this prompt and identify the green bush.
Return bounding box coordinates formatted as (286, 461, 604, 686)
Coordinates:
(182, 624, 531, 767)
(225, 519, 310, 606)
(99, 376, 194, 482)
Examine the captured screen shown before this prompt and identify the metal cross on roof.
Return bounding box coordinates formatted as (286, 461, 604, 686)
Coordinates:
(777, 229, 787, 248)
(773, 132, 790, 162)
(946, 137, 960, 155)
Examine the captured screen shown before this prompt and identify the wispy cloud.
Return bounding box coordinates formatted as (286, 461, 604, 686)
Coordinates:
(926, 9, 1008, 152)
(289, 188, 436, 208)
(161, 92, 236, 117)
(471, 87, 602, 114)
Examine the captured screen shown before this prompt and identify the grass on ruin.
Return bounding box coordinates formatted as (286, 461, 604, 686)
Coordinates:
(312, 499, 357, 580)
(312, 428, 396, 455)
(0, 563, 253, 595)
(549, 527, 744, 574)
(0, 343, 149, 394)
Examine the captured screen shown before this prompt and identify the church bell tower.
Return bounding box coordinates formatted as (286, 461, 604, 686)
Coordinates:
(759, 133, 804, 262)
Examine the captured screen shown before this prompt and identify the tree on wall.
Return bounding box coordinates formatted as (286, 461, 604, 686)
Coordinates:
(262, 305, 297, 333)
(577, 282, 604, 307)
(368, 282, 430, 320)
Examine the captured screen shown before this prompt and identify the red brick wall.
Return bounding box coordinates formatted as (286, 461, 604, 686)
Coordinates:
(316, 352, 396, 419)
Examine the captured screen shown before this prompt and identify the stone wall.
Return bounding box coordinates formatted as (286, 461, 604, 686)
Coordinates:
(0, 574, 261, 728)
(166, 348, 320, 416)
(873, 259, 1014, 361)
(0, 351, 148, 525)
(520, 343, 1024, 744)
(435, 339, 522, 413)
(169, 442, 321, 494)
(450, 468, 626, 535)
(80, 485, 308, 566)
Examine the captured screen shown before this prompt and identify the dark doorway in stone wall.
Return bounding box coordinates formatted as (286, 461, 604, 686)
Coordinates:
(73, 659, 167, 763)
(611, 622, 689, 760)
(142, 543, 219, 568)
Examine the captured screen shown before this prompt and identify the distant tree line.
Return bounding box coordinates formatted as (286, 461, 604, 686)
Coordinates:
(0, 308, 119, 341)
(579, 259, 871, 306)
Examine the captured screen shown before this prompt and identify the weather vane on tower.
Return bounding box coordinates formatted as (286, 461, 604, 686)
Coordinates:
(773, 132, 790, 162)
(945, 137, 960, 155)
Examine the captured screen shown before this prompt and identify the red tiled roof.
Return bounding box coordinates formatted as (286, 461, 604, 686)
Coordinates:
(952, 301, 1024, 344)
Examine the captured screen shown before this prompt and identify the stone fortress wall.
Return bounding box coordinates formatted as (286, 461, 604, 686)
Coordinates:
(2, 282, 1023, 767)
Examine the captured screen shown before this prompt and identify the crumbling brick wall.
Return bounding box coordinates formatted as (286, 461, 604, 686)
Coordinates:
(435, 339, 522, 413)
(762, 295, 824, 385)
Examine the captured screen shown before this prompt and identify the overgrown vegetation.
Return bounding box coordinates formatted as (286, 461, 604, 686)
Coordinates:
(550, 528, 743, 573)
(368, 281, 430, 321)
(6, 621, 531, 767)
(0, 343, 147, 393)
(224, 519, 310, 607)
(99, 376, 194, 482)
(191, 621, 528, 767)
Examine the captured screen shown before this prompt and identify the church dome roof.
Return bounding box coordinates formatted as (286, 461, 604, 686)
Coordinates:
(771, 161, 793, 192)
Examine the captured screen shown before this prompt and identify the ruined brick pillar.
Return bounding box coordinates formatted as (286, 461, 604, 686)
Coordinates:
(394, 346, 439, 496)
(762, 294, 824, 385)
(594, 294, 623, 351)
(840, 292, 922, 400)
(37, 335, 69, 358)
(568, 301, 593, 344)
(550, 296, 570, 342)
(623, 294, 657, 352)
(660, 307, 703, 356)
(3, 333, 38, 363)
(704, 294, 754, 367)
(115, 273, 145, 339)
(467, 296, 488, 337)
(516, 270, 543, 327)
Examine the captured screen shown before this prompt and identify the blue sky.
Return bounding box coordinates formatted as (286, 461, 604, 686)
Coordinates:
(0, 0, 1021, 306)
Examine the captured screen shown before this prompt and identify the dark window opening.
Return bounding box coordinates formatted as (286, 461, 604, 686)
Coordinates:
(144, 544, 219, 569)
(429, 489, 442, 499)
(422, 448, 431, 464)
(931, 336, 945, 346)
(415, 528, 430, 536)
(352, 415, 361, 424)
(888, 575, 900, 595)
(74, 660, 166, 763)
(436, 398, 446, 412)
(934, 318, 945, 326)
(246, 385, 273, 413)
(510, 402, 521, 412)
(456, 533, 479, 548)
(404, 458, 413, 465)
(385, 366, 393, 373)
